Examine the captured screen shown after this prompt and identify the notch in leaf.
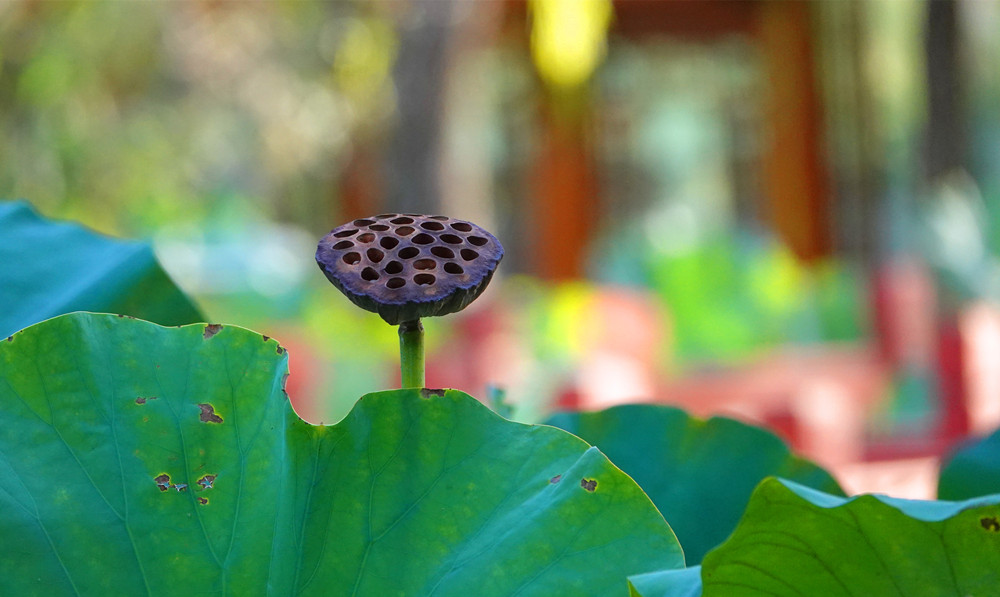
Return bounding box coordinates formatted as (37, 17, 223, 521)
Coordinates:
(316, 214, 503, 388)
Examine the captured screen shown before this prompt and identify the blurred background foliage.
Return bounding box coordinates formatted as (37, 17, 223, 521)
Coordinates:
(4, 0, 1000, 495)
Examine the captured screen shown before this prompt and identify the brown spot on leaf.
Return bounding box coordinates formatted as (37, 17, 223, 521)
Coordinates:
(154, 474, 171, 492)
(550, 475, 562, 484)
(420, 388, 447, 399)
(5, 336, 11, 342)
(276, 346, 285, 355)
(203, 324, 223, 339)
(981, 516, 1000, 532)
(197, 497, 209, 505)
(580, 478, 597, 492)
(197, 474, 217, 490)
(197, 403, 223, 423)
(262, 335, 270, 342)
(135, 396, 157, 405)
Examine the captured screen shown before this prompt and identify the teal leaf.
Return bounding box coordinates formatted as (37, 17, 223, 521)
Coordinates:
(699, 478, 1000, 596)
(0, 312, 682, 595)
(939, 427, 1000, 500)
(0, 200, 202, 338)
(545, 405, 842, 563)
(628, 566, 702, 597)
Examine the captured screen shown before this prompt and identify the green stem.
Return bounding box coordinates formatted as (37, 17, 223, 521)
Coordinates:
(398, 319, 425, 388)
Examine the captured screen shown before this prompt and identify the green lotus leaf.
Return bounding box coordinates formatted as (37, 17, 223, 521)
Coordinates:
(0, 312, 682, 596)
(696, 478, 1000, 596)
(545, 405, 842, 563)
(939, 427, 1000, 500)
(0, 200, 202, 338)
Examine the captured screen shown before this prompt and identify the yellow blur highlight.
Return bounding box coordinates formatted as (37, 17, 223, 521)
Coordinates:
(530, 0, 613, 89)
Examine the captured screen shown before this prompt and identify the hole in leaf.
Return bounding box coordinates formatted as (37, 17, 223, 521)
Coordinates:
(414, 273, 436, 285)
(580, 478, 597, 492)
(198, 404, 223, 423)
(203, 324, 223, 339)
(414, 258, 436, 270)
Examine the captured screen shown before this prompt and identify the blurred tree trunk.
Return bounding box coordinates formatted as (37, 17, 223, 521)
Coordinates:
(924, 0, 965, 179)
(384, 0, 456, 215)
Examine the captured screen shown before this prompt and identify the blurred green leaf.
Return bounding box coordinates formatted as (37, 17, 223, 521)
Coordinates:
(545, 404, 843, 563)
(0, 312, 682, 595)
(939, 427, 1000, 500)
(0, 200, 202, 337)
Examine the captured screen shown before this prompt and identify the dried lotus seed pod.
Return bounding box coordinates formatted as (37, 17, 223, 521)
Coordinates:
(316, 214, 503, 325)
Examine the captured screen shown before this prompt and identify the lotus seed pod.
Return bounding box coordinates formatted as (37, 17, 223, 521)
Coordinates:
(316, 214, 503, 325)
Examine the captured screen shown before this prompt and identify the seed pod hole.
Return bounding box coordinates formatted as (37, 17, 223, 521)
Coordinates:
(444, 262, 464, 275)
(468, 236, 488, 246)
(367, 248, 385, 263)
(420, 221, 445, 231)
(334, 229, 358, 238)
(396, 226, 415, 236)
(343, 252, 361, 265)
(461, 248, 479, 261)
(333, 240, 354, 250)
(380, 237, 399, 250)
(429, 215, 449, 221)
(353, 219, 376, 226)
(357, 233, 375, 243)
(386, 277, 406, 289)
(414, 273, 436, 285)
(441, 234, 462, 244)
(390, 216, 414, 225)
(398, 247, 419, 259)
(412, 233, 434, 245)
(384, 261, 403, 275)
(414, 258, 436, 270)
(450, 222, 473, 232)
(430, 246, 455, 259)
(369, 224, 390, 231)
(374, 214, 396, 219)
(361, 267, 379, 281)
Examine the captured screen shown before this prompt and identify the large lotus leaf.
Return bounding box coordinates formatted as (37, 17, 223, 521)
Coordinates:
(696, 478, 1000, 596)
(0, 312, 682, 596)
(939, 427, 1000, 500)
(545, 405, 842, 563)
(0, 200, 202, 338)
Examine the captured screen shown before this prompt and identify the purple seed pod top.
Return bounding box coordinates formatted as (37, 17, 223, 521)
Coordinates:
(316, 214, 504, 325)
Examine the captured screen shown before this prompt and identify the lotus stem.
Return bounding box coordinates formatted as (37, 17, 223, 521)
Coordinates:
(398, 319, 425, 388)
